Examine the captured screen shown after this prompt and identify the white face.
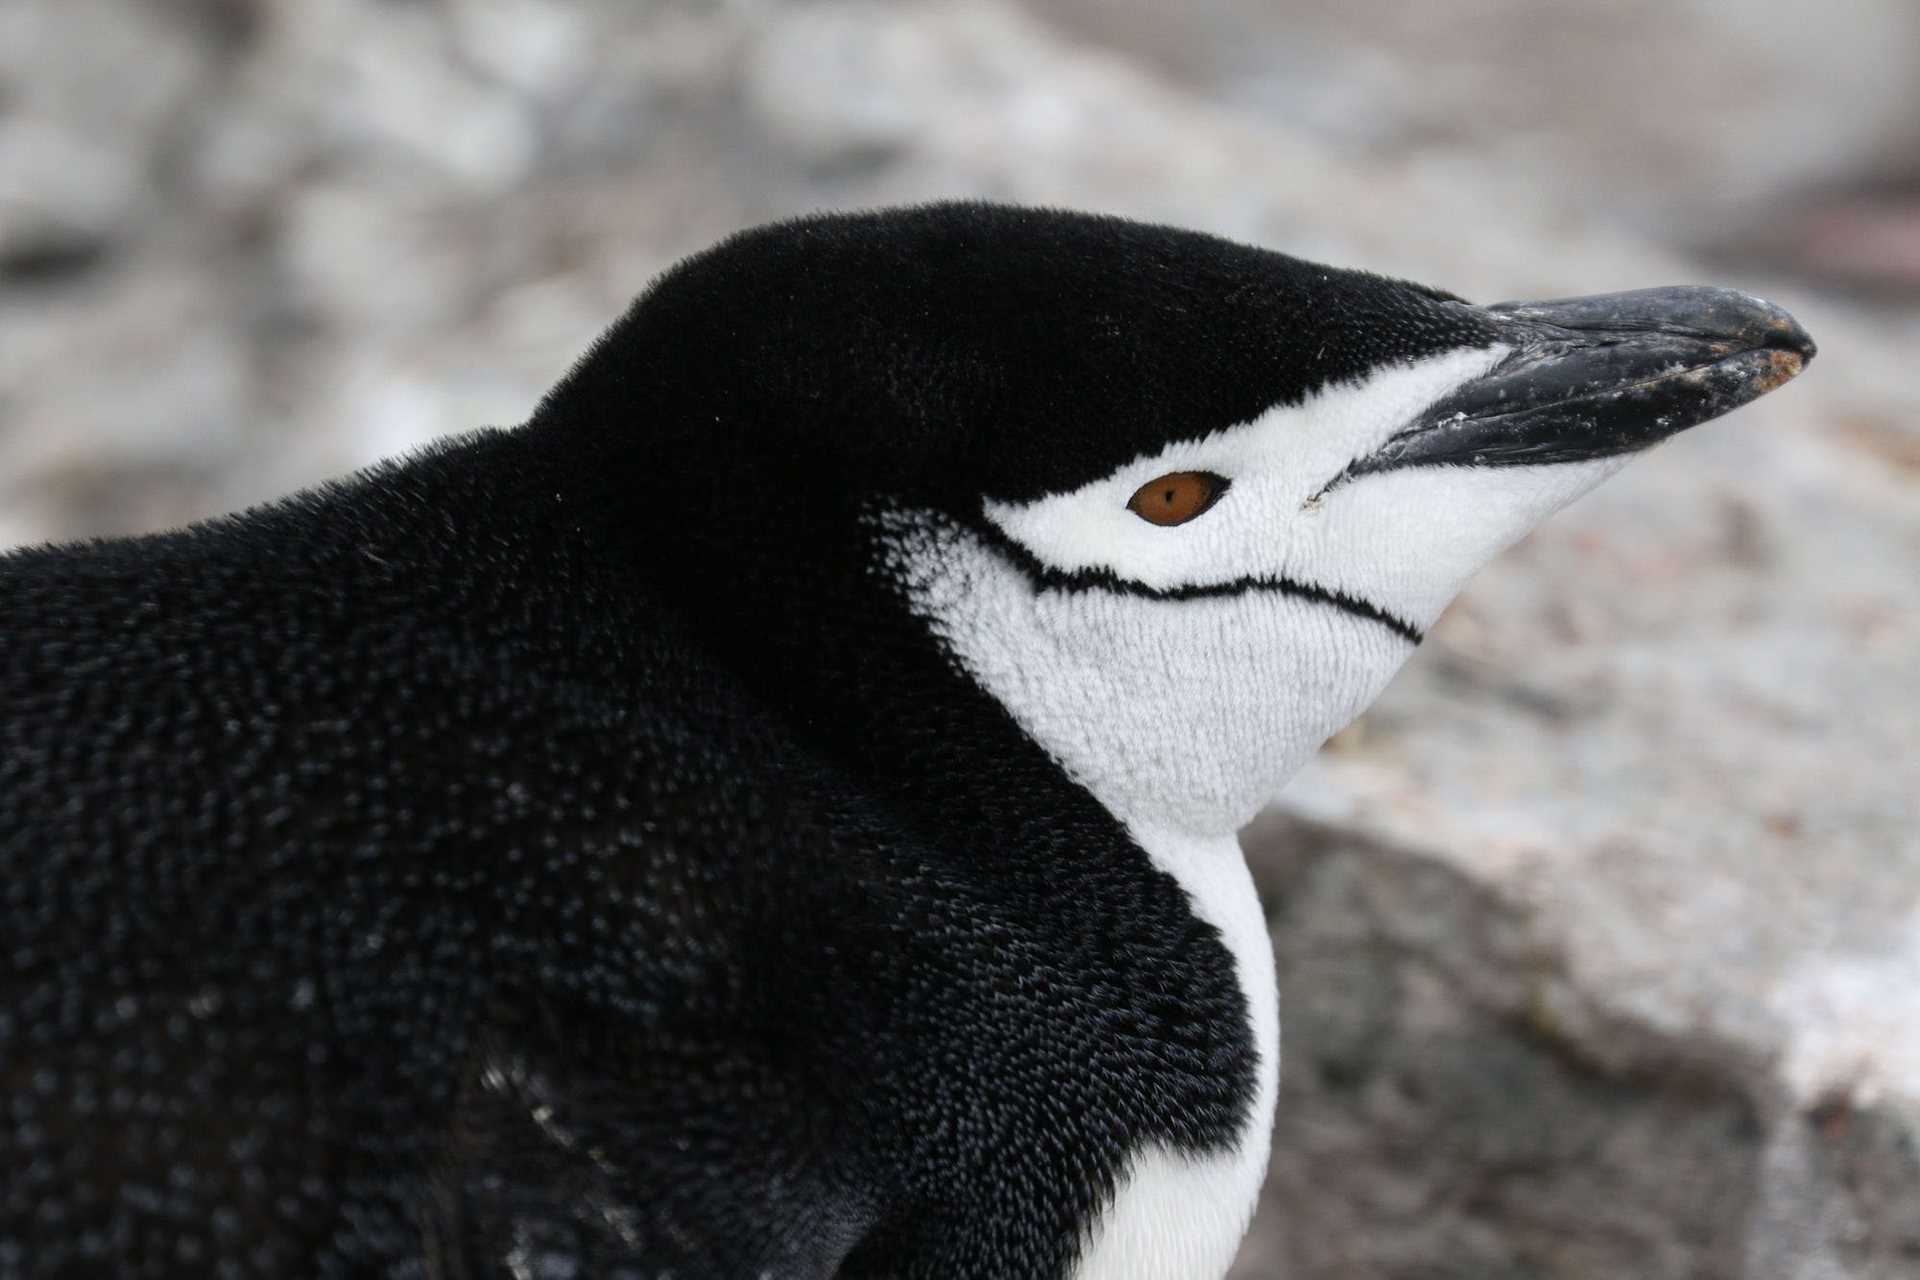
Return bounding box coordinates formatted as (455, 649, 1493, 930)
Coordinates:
(877, 347, 1630, 837)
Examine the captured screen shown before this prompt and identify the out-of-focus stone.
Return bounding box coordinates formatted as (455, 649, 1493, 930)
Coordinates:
(0, 118, 140, 276)
(1024, 0, 1920, 244)
(1234, 809, 1767, 1279)
(0, 0, 216, 272)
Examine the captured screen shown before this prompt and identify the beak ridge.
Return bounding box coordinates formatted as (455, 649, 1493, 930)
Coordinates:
(1344, 286, 1815, 479)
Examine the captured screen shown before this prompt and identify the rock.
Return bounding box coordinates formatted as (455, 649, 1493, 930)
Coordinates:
(0, 117, 139, 280)
(1236, 800, 1920, 1278)
(0, 0, 217, 284)
(1023, 0, 1920, 245)
(1243, 347, 1920, 1274)
(1234, 809, 1767, 1279)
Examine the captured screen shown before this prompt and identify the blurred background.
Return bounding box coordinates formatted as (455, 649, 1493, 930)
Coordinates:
(2, 1, 1916, 1275)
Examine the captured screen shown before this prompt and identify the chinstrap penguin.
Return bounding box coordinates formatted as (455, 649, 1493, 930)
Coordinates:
(0, 203, 1813, 1278)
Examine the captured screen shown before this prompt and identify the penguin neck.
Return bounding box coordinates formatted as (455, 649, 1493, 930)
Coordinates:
(530, 417, 1096, 854)
(698, 533, 1106, 855)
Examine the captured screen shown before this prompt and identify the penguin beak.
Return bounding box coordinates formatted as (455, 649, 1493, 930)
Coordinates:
(1344, 287, 1816, 478)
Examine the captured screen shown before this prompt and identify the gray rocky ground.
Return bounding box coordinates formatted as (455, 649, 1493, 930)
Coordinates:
(2, 1, 1916, 1275)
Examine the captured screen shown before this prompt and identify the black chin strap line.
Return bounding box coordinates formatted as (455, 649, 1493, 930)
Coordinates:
(962, 516, 1426, 646)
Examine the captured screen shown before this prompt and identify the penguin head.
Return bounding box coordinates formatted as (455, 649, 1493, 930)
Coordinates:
(544, 204, 1813, 837)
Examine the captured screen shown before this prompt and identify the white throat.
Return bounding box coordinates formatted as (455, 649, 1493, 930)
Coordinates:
(1069, 824, 1279, 1280)
(876, 503, 1416, 835)
(876, 349, 1521, 838)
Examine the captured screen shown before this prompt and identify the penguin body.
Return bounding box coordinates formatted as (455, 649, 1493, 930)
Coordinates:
(1, 428, 1258, 1279)
(0, 204, 1811, 1278)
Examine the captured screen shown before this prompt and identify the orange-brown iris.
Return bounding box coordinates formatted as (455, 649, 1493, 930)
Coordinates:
(1125, 471, 1229, 527)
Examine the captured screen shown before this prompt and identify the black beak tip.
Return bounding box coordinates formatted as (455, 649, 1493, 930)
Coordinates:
(1729, 291, 1816, 394)
(1760, 302, 1817, 364)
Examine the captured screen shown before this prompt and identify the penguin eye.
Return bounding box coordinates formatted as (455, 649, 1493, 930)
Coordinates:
(1126, 471, 1230, 527)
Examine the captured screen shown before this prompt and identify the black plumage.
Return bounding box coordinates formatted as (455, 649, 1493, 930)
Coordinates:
(1, 204, 1542, 1278)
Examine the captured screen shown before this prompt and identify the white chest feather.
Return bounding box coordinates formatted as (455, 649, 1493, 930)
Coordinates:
(1071, 828, 1279, 1280)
